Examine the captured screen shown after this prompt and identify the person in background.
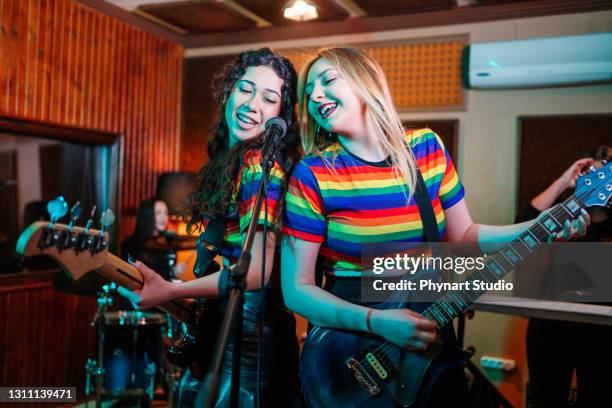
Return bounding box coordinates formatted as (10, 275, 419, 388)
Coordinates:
(516, 145, 612, 408)
(121, 197, 186, 281)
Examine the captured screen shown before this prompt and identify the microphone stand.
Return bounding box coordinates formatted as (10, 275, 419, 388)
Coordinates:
(202, 134, 279, 408)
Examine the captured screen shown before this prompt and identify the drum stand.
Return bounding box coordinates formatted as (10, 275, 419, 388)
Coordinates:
(85, 283, 114, 407)
(165, 362, 185, 407)
(85, 358, 104, 407)
(164, 313, 187, 408)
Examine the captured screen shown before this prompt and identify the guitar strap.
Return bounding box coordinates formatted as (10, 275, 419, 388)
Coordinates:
(413, 169, 440, 243)
(193, 218, 225, 278)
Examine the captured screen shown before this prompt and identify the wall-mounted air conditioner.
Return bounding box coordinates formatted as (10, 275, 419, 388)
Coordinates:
(463, 32, 612, 89)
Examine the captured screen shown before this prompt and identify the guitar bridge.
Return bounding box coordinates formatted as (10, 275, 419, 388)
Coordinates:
(346, 357, 382, 396)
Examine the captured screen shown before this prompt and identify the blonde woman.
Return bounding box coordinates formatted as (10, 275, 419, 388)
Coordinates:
(280, 47, 589, 407)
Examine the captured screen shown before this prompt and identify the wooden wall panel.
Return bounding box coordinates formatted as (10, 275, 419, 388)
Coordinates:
(0, 0, 183, 242)
(0, 273, 98, 400)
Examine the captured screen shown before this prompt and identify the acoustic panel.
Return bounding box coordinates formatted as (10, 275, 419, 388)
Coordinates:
(283, 39, 465, 110)
(518, 114, 612, 212)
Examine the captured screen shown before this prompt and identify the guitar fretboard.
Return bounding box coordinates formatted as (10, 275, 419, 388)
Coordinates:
(421, 194, 586, 327)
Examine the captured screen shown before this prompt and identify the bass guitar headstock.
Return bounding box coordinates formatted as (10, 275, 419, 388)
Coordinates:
(16, 196, 116, 280)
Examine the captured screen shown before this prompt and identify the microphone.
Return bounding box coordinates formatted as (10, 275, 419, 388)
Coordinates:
(264, 117, 287, 145)
(262, 117, 287, 163)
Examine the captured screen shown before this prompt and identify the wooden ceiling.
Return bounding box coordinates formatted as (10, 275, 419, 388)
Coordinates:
(84, 0, 612, 48)
(107, 0, 533, 34)
(140, 1, 258, 33)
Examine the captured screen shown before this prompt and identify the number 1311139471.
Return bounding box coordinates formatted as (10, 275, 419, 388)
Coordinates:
(0, 387, 75, 402)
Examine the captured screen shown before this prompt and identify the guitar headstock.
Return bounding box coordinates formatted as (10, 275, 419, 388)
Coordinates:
(16, 221, 109, 279)
(16, 197, 116, 280)
(576, 161, 612, 209)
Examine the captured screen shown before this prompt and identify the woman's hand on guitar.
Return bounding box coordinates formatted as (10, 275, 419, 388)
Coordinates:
(118, 261, 177, 310)
(557, 158, 593, 190)
(370, 309, 438, 351)
(550, 208, 591, 242)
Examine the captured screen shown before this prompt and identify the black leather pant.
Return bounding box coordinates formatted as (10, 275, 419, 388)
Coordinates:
(196, 289, 304, 408)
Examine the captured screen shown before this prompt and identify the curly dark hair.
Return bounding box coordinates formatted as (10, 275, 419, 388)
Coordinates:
(185, 48, 300, 233)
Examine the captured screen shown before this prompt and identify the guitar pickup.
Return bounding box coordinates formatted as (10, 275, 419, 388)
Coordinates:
(346, 356, 382, 396)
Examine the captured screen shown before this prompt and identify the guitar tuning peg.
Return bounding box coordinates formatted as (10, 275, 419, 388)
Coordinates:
(99, 209, 116, 235)
(47, 196, 68, 228)
(84, 205, 97, 234)
(67, 201, 82, 231)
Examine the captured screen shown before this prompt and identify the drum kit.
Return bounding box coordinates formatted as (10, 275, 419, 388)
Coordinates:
(83, 236, 199, 407)
(14, 197, 203, 406)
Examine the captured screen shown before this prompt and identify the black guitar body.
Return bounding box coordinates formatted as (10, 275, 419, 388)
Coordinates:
(167, 298, 224, 378)
(167, 223, 225, 377)
(300, 301, 472, 408)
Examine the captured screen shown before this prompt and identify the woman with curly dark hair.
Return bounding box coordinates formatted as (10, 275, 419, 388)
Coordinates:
(121, 48, 303, 407)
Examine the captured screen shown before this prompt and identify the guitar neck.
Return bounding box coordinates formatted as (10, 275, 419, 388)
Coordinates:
(422, 194, 586, 327)
(98, 254, 193, 322)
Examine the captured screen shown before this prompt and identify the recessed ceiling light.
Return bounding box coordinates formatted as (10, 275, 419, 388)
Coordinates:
(283, 0, 318, 22)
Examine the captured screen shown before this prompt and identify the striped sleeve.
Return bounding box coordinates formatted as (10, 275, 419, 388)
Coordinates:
(433, 132, 464, 209)
(281, 160, 326, 243)
(237, 152, 284, 233)
(406, 128, 465, 209)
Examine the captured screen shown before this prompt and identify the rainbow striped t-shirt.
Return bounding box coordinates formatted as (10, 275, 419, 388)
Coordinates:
(204, 150, 284, 266)
(282, 128, 464, 277)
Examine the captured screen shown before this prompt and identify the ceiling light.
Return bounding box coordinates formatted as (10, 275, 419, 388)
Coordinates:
(283, 0, 318, 22)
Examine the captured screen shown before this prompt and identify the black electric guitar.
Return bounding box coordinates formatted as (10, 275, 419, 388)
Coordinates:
(165, 220, 226, 375)
(300, 162, 612, 408)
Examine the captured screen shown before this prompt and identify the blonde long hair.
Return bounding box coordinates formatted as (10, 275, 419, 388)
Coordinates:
(297, 47, 417, 197)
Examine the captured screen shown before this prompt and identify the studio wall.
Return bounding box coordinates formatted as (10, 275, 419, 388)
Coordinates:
(0, 0, 183, 241)
(0, 0, 183, 396)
